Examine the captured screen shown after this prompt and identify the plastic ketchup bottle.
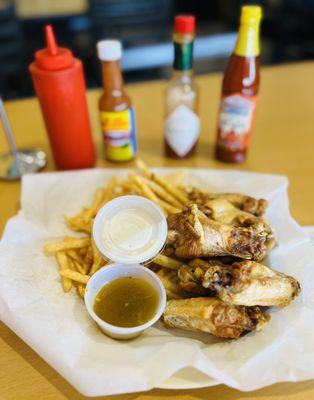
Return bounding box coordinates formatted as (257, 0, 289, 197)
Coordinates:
(29, 25, 95, 170)
(215, 6, 262, 163)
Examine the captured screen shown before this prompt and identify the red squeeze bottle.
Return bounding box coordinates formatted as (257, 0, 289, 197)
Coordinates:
(29, 25, 95, 170)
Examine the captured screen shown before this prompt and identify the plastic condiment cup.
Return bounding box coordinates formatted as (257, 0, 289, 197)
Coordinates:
(84, 263, 167, 339)
(92, 195, 168, 264)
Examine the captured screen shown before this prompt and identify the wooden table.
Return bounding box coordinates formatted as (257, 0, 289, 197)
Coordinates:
(0, 62, 314, 399)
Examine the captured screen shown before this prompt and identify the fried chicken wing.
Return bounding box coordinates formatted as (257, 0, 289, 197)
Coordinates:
(163, 297, 270, 339)
(178, 259, 227, 296)
(180, 259, 300, 307)
(188, 188, 268, 217)
(203, 198, 276, 252)
(167, 204, 269, 261)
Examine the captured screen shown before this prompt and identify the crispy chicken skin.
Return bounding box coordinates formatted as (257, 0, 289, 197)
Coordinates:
(163, 297, 270, 339)
(167, 204, 269, 261)
(179, 259, 301, 307)
(202, 198, 276, 252)
(188, 189, 268, 217)
(178, 258, 227, 296)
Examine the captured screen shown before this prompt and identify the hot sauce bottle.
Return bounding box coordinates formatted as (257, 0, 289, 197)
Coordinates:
(215, 6, 262, 163)
(164, 15, 200, 158)
(97, 40, 137, 162)
(30, 25, 95, 170)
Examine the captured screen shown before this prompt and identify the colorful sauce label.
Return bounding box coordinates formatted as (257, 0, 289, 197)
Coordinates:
(164, 105, 200, 157)
(100, 108, 137, 162)
(217, 94, 257, 151)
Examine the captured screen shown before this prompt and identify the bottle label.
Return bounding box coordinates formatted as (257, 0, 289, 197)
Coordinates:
(217, 94, 257, 151)
(164, 104, 200, 157)
(100, 107, 137, 162)
(174, 41, 193, 71)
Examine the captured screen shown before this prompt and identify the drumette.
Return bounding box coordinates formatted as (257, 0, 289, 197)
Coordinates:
(163, 297, 270, 339)
(178, 259, 301, 307)
(187, 188, 268, 217)
(167, 204, 271, 261)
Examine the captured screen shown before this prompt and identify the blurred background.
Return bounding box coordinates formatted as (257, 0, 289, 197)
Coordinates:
(1, 0, 313, 100)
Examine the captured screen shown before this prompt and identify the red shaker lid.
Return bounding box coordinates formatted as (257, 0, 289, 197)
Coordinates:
(35, 25, 74, 70)
(174, 15, 195, 34)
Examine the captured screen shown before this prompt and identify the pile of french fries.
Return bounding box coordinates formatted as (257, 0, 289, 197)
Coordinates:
(44, 160, 189, 299)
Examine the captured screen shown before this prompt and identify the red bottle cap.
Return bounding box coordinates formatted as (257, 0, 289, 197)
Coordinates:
(174, 15, 195, 34)
(35, 25, 74, 70)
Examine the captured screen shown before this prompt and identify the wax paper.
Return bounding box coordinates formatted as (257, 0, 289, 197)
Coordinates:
(0, 168, 314, 397)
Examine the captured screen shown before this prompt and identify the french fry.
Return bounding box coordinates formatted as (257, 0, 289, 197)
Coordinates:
(70, 258, 86, 275)
(158, 199, 181, 215)
(83, 245, 93, 274)
(64, 216, 92, 233)
(77, 247, 88, 258)
(136, 159, 188, 204)
(89, 257, 105, 276)
(89, 241, 105, 276)
(99, 177, 118, 208)
(141, 176, 182, 208)
(83, 188, 106, 223)
(59, 269, 90, 284)
(127, 180, 143, 196)
(76, 283, 86, 299)
(56, 252, 72, 292)
(153, 254, 184, 270)
(156, 272, 179, 293)
(45, 238, 90, 254)
(128, 173, 167, 216)
(152, 174, 189, 206)
(136, 158, 152, 178)
(67, 249, 84, 264)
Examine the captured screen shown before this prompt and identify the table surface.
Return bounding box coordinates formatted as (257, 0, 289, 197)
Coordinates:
(0, 62, 314, 399)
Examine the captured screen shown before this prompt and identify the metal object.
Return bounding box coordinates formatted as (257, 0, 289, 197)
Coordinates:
(0, 97, 47, 180)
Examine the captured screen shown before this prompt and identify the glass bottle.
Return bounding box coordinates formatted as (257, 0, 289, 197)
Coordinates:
(215, 6, 262, 163)
(97, 40, 137, 162)
(164, 15, 200, 158)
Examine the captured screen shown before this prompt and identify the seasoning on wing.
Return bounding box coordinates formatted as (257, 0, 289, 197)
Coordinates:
(167, 204, 270, 261)
(179, 259, 300, 307)
(187, 188, 268, 217)
(163, 297, 270, 339)
(199, 198, 276, 252)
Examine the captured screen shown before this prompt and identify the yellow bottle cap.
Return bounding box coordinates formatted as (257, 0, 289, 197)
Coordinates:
(240, 5, 262, 25)
(234, 5, 262, 56)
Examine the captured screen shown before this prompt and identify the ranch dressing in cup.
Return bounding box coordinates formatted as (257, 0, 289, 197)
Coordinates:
(93, 195, 168, 264)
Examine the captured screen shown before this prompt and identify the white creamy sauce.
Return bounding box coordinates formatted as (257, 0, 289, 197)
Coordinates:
(102, 208, 158, 258)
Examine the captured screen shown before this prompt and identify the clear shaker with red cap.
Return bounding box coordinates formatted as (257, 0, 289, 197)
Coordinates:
(164, 15, 200, 158)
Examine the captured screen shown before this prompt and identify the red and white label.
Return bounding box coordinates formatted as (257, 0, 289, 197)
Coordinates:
(217, 94, 257, 151)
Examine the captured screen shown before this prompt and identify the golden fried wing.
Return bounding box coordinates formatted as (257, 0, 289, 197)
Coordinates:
(187, 189, 268, 217)
(203, 198, 276, 252)
(163, 297, 270, 339)
(194, 259, 301, 307)
(178, 259, 226, 296)
(167, 204, 269, 261)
